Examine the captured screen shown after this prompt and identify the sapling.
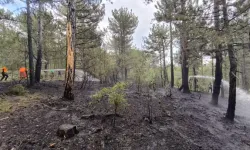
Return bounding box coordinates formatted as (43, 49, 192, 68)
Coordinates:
(91, 82, 128, 127)
(144, 69, 158, 124)
(91, 87, 110, 111)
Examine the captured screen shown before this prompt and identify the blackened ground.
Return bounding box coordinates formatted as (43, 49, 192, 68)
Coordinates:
(0, 81, 250, 150)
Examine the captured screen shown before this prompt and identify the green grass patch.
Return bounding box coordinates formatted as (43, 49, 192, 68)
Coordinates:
(0, 99, 13, 112)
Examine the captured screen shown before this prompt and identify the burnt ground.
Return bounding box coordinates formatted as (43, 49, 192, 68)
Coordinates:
(0, 81, 250, 150)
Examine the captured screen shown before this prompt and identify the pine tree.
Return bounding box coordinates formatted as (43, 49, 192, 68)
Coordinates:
(144, 23, 169, 87)
(154, 0, 175, 87)
(108, 7, 138, 81)
(26, 0, 35, 86)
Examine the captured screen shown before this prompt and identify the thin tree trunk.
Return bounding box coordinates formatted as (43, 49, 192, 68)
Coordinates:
(170, 21, 174, 88)
(211, 54, 214, 76)
(159, 50, 163, 87)
(201, 56, 204, 75)
(193, 67, 197, 92)
(162, 38, 167, 86)
(125, 67, 128, 81)
(221, 80, 224, 98)
(24, 41, 29, 86)
(35, 0, 43, 83)
(211, 0, 222, 105)
(223, 52, 228, 81)
(26, 0, 34, 86)
(73, 16, 76, 83)
(241, 48, 248, 90)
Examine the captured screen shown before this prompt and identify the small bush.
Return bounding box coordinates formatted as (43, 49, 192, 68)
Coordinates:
(9, 84, 26, 96)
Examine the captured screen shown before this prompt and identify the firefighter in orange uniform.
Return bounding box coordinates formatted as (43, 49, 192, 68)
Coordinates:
(19, 67, 28, 83)
(0, 66, 8, 81)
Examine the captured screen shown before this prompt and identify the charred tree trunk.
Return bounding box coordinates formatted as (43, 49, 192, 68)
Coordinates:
(226, 44, 237, 120)
(222, 0, 237, 121)
(162, 38, 168, 86)
(125, 67, 128, 81)
(211, 0, 222, 105)
(44, 62, 48, 69)
(223, 52, 228, 81)
(64, 0, 75, 100)
(181, 52, 190, 93)
(212, 50, 223, 104)
(35, 0, 43, 83)
(170, 21, 174, 88)
(193, 67, 197, 92)
(180, 0, 190, 93)
(26, 0, 35, 86)
(180, 30, 190, 93)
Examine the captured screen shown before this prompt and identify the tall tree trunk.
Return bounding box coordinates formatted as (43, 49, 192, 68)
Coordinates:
(26, 0, 34, 86)
(221, 80, 224, 98)
(212, 50, 223, 104)
(25, 42, 29, 86)
(193, 67, 197, 92)
(211, 0, 222, 105)
(162, 38, 167, 86)
(211, 54, 214, 76)
(226, 44, 237, 120)
(201, 56, 204, 75)
(125, 67, 128, 81)
(170, 21, 174, 88)
(73, 12, 76, 82)
(35, 0, 43, 83)
(223, 52, 228, 81)
(181, 50, 190, 93)
(159, 50, 163, 87)
(180, 0, 190, 93)
(241, 48, 248, 90)
(222, 0, 237, 121)
(64, 0, 75, 100)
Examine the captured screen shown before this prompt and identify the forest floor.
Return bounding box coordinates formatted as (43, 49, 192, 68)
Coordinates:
(0, 81, 250, 150)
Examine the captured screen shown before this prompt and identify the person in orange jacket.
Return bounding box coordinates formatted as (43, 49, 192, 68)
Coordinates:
(0, 66, 8, 81)
(19, 67, 28, 83)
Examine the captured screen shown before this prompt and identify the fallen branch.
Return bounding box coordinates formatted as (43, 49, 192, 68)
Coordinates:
(40, 103, 68, 111)
(81, 113, 122, 120)
(0, 117, 9, 121)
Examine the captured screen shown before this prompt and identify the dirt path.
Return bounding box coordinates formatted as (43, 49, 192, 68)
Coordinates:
(0, 81, 250, 150)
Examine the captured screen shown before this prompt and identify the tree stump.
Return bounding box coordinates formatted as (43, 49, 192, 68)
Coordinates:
(57, 124, 78, 139)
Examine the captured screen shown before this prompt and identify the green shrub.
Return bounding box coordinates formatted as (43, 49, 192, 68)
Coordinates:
(91, 82, 128, 126)
(92, 82, 128, 112)
(9, 84, 26, 96)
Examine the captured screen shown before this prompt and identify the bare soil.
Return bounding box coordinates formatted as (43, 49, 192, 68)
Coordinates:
(0, 81, 250, 150)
